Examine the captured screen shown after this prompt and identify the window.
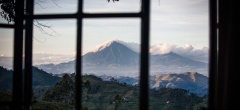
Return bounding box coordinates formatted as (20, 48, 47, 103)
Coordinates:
(0, 0, 219, 110)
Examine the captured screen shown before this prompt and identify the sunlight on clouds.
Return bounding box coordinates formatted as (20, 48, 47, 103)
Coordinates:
(150, 43, 209, 63)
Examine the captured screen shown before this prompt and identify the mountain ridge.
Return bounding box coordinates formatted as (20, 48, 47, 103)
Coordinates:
(41, 74, 207, 110)
(36, 40, 208, 76)
(99, 72, 208, 96)
(0, 66, 61, 92)
(83, 41, 139, 66)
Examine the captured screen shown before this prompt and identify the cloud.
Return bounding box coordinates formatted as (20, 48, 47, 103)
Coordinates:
(150, 43, 209, 63)
(33, 53, 75, 65)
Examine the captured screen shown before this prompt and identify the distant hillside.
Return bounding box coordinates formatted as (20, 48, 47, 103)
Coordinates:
(99, 72, 208, 96)
(0, 66, 13, 91)
(150, 72, 208, 96)
(42, 74, 207, 110)
(32, 67, 61, 86)
(0, 66, 61, 92)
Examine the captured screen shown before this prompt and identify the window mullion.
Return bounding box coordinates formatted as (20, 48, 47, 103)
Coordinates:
(75, 0, 83, 110)
(13, 0, 25, 109)
(23, 0, 34, 109)
(139, 1, 150, 110)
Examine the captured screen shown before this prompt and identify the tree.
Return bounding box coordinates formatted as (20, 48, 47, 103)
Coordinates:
(0, 0, 60, 23)
(0, 0, 59, 38)
(0, 0, 14, 23)
(83, 80, 91, 93)
(114, 94, 122, 110)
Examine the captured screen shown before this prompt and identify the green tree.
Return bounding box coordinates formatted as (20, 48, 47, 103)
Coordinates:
(83, 80, 91, 93)
(114, 94, 122, 110)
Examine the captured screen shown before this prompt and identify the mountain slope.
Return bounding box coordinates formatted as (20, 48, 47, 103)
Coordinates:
(151, 52, 206, 67)
(0, 66, 61, 91)
(36, 61, 75, 75)
(42, 74, 207, 110)
(0, 66, 13, 91)
(83, 40, 139, 66)
(36, 40, 208, 75)
(150, 52, 208, 74)
(32, 66, 61, 86)
(150, 72, 208, 96)
(99, 72, 208, 96)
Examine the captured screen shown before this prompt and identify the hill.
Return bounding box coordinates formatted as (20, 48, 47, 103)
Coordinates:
(0, 66, 61, 92)
(99, 72, 208, 96)
(42, 74, 207, 110)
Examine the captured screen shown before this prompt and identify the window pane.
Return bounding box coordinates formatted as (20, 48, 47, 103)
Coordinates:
(34, 0, 78, 14)
(0, 6, 15, 24)
(31, 19, 76, 109)
(150, 0, 209, 109)
(83, 0, 141, 13)
(0, 29, 14, 102)
(0, 17, 14, 24)
(82, 18, 140, 110)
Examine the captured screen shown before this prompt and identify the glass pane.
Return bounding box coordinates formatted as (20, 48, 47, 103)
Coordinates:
(82, 18, 140, 110)
(0, 17, 14, 24)
(83, 0, 141, 13)
(150, 0, 209, 109)
(31, 19, 76, 109)
(34, 0, 78, 14)
(0, 29, 14, 101)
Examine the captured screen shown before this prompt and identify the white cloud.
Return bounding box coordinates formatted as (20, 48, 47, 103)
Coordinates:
(150, 43, 176, 54)
(150, 43, 209, 63)
(33, 53, 75, 65)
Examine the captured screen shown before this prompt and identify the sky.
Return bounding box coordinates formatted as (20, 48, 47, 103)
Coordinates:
(0, 0, 209, 64)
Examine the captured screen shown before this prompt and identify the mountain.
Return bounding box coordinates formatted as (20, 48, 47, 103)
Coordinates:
(0, 66, 13, 91)
(41, 74, 207, 110)
(90, 40, 140, 53)
(83, 40, 139, 66)
(36, 62, 75, 75)
(36, 40, 208, 76)
(150, 52, 208, 74)
(150, 72, 208, 96)
(37, 40, 140, 76)
(32, 66, 61, 86)
(0, 66, 61, 92)
(99, 72, 208, 96)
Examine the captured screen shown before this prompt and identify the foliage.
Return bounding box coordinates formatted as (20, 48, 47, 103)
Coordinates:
(0, 91, 11, 110)
(32, 101, 73, 110)
(114, 94, 122, 110)
(0, 66, 61, 92)
(32, 66, 61, 87)
(0, 0, 15, 23)
(0, 67, 208, 109)
(0, 66, 13, 91)
(42, 74, 75, 104)
(0, 90, 11, 101)
(42, 74, 208, 110)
